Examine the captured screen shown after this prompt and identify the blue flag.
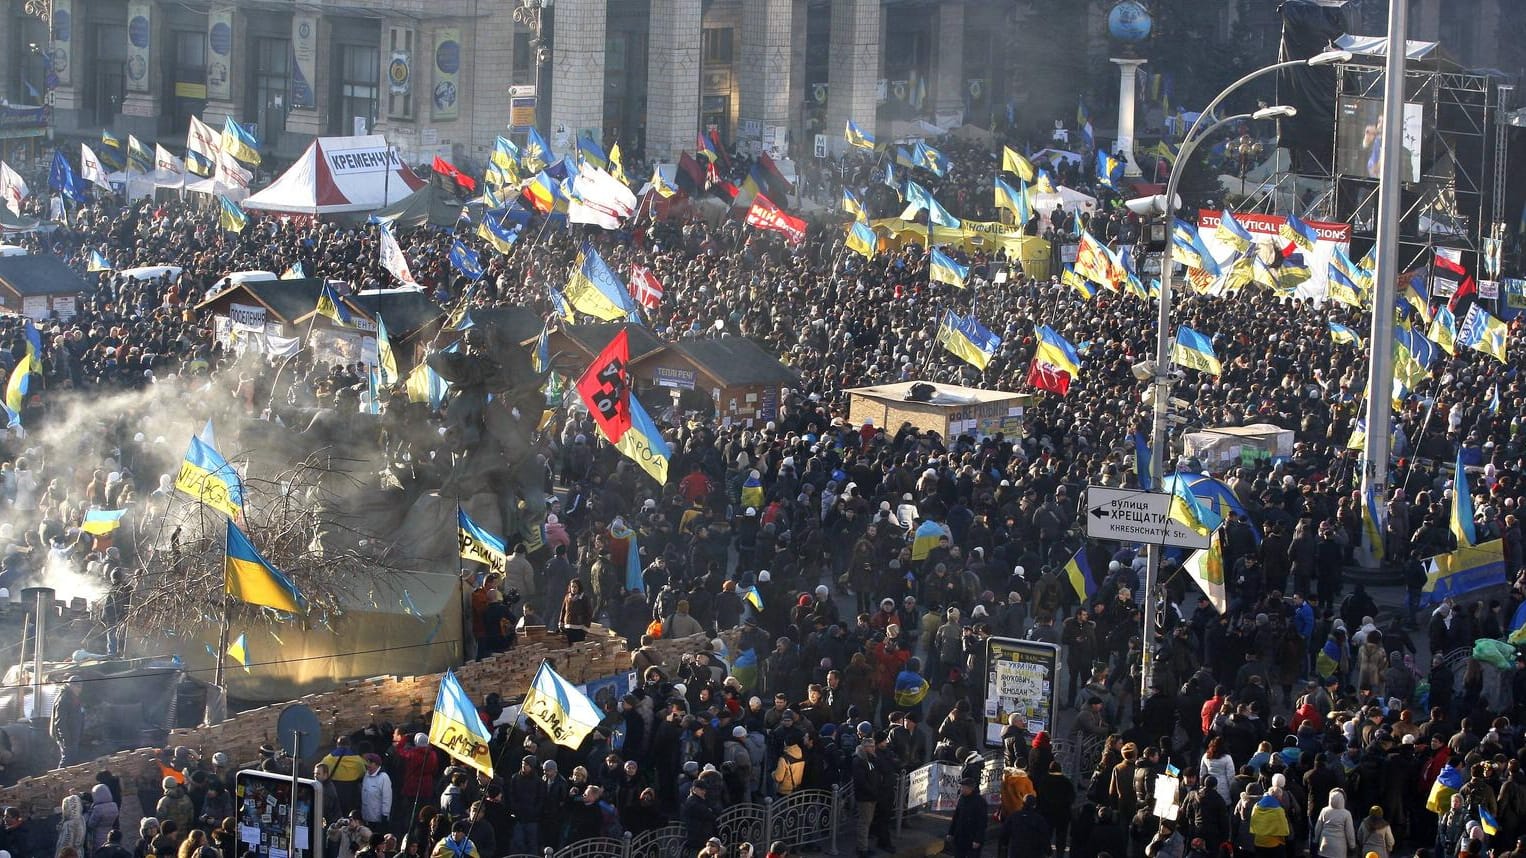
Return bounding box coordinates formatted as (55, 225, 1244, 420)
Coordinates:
(449, 239, 484, 281)
(49, 149, 86, 203)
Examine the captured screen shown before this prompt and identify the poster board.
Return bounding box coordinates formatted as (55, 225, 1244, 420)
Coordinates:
(234, 770, 322, 858)
(983, 637, 1058, 746)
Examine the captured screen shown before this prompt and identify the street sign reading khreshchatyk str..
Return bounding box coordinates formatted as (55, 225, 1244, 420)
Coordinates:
(1084, 485, 1210, 549)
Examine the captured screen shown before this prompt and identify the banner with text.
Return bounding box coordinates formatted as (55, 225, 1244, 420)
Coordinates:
(1197, 209, 1352, 304)
(983, 637, 1059, 746)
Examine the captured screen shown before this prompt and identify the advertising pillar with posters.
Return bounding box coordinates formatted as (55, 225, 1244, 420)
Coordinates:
(234, 770, 322, 858)
(983, 637, 1059, 746)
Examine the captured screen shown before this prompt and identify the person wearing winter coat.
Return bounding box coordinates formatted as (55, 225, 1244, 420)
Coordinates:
(155, 778, 195, 838)
(1313, 789, 1357, 858)
(86, 783, 119, 850)
(946, 777, 988, 858)
(54, 795, 84, 858)
(1198, 738, 1235, 803)
(1356, 806, 1395, 858)
(360, 754, 393, 831)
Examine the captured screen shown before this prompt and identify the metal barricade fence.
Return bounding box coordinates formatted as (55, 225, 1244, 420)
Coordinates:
(542, 787, 845, 858)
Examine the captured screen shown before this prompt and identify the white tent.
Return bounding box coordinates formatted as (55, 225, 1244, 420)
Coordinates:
(1031, 185, 1097, 215)
(245, 135, 425, 215)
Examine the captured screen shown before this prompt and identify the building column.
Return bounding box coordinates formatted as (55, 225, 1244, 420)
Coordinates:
(738, 0, 792, 155)
(465, 8, 515, 162)
(1111, 57, 1146, 177)
(202, 4, 239, 126)
(825, 0, 880, 156)
(932, 0, 963, 121)
(644, 0, 699, 163)
(549, 0, 605, 149)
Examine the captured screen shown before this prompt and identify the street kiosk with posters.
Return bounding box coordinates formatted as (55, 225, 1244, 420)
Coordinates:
(235, 769, 323, 858)
(983, 636, 1060, 746)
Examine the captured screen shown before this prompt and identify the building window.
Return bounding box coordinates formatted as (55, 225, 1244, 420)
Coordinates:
(702, 28, 733, 65)
(334, 44, 379, 135)
(86, 23, 128, 128)
(512, 29, 534, 86)
(252, 37, 289, 142)
(386, 27, 413, 119)
(168, 29, 207, 132)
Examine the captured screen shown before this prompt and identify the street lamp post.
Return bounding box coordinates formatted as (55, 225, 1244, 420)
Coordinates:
(1137, 49, 1350, 696)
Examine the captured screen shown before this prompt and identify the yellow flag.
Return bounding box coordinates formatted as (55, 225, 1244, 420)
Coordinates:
(1002, 147, 1036, 182)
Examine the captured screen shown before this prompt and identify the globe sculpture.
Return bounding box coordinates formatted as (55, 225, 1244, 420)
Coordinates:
(1108, 0, 1153, 43)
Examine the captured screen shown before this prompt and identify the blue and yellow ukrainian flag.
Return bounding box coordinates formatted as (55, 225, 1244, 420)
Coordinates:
(1002, 147, 1036, 182)
(994, 176, 1030, 224)
(315, 283, 352, 326)
(1096, 150, 1123, 190)
(448, 239, 484, 281)
(1481, 807, 1501, 837)
(743, 586, 765, 612)
(87, 250, 112, 272)
(1459, 305, 1509, 363)
(1215, 210, 1253, 251)
(1171, 219, 1220, 277)
(281, 262, 305, 279)
(1315, 636, 1344, 678)
(1489, 383, 1501, 414)
(374, 314, 398, 385)
(1165, 475, 1222, 540)
(1035, 325, 1082, 377)
(226, 633, 250, 671)
(1363, 486, 1385, 563)
(1399, 269, 1432, 323)
(740, 472, 763, 511)
(910, 519, 948, 562)
(1061, 267, 1096, 300)
(1327, 322, 1361, 345)
(478, 214, 521, 254)
(492, 135, 520, 169)
(904, 181, 960, 228)
(532, 325, 551, 375)
(218, 196, 248, 233)
(1327, 264, 1364, 308)
(458, 506, 509, 575)
(1063, 547, 1096, 602)
(524, 128, 553, 172)
(221, 117, 261, 165)
(845, 221, 877, 259)
(5, 319, 41, 416)
(175, 435, 245, 521)
(650, 165, 677, 199)
(1172, 326, 1222, 375)
(574, 134, 608, 170)
(845, 119, 876, 150)
(225, 519, 306, 613)
(613, 395, 671, 485)
(566, 242, 637, 321)
(81, 508, 128, 535)
(928, 248, 969, 288)
(841, 188, 869, 223)
(1427, 305, 1458, 355)
(937, 310, 1001, 371)
(1426, 765, 1464, 813)
(99, 130, 124, 169)
(1279, 214, 1317, 254)
(913, 140, 950, 177)
(429, 669, 495, 773)
(523, 661, 604, 748)
(1453, 449, 1478, 547)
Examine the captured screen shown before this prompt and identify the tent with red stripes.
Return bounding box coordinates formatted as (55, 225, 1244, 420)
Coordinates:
(245, 135, 425, 216)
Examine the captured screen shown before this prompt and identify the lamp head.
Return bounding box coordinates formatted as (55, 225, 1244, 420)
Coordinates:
(1252, 105, 1297, 120)
(1308, 49, 1353, 66)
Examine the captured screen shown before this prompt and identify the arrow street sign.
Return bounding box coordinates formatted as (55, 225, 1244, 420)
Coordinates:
(1084, 485, 1211, 549)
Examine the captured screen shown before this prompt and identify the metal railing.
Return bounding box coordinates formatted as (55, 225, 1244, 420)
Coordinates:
(512, 786, 850, 858)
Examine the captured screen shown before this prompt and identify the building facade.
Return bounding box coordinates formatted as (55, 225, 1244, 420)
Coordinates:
(0, 0, 1012, 172)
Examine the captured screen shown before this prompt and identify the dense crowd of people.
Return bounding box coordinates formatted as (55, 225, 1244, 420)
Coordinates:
(0, 112, 1523, 858)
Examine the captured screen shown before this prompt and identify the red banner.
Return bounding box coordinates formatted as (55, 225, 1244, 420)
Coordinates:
(432, 156, 477, 192)
(1196, 209, 1349, 243)
(746, 194, 807, 244)
(574, 329, 632, 443)
(1027, 360, 1071, 396)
